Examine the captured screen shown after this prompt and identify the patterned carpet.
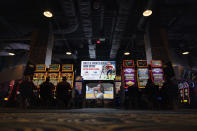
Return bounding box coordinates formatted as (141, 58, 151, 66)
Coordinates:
(0, 108, 197, 131)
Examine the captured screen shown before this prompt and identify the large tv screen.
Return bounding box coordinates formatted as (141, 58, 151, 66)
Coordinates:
(86, 83, 114, 99)
(81, 61, 116, 80)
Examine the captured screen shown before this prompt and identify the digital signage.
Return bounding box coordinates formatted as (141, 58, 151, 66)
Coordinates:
(81, 61, 116, 80)
(86, 83, 114, 99)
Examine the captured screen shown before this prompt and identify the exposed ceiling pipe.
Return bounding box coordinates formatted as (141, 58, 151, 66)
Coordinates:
(100, 1, 104, 33)
(110, 0, 133, 59)
(0, 43, 30, 56)
(54, 0, 79, 34)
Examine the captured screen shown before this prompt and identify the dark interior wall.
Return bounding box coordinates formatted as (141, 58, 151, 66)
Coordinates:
(0, 57, 3, 71)
(0, 54, 28, 71)
(0, 65, 25, 83)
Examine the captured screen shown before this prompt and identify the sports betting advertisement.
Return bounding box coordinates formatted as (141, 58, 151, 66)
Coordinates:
(86, 83, 114, 99)
(81, 61, 116, 80)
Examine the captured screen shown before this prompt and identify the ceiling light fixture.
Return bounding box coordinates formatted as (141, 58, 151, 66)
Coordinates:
(43, 10, 53, 18)
(124, 52, 130, 55)
(8, 52, 15, 56)
(66, 51, 72, 55)
(182, 51, 189, 55)
(143, 9, 152, 16)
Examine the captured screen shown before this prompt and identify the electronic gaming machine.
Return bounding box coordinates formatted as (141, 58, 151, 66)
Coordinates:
(137, 60, 149, 88)
(48, 64, 60, 86)
(122, 60, 136, 88)
(75, 76, 83, 95)
(61, 64, 74, 88)
(151, 60, 164, 88)
(178, 81, 190, 104)
(33, 64, 47, 89)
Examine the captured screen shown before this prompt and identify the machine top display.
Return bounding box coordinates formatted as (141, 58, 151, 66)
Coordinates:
(151, 60, 162, 67)
(137, 60, 148, 67)
(35, 64, 46, 72)
(62, 64, 73, 72)
(123, 60, 134, 67)
(48, 64, 60, 72)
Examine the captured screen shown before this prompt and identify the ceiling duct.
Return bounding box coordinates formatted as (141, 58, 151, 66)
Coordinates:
(0, 43, 29, 56)
(3, 43, 29, 50)
(88, 39, 96, 58)
(78, 0, 95, 58)
(54, 0, 79, 34)
(110, 0, 133, 59)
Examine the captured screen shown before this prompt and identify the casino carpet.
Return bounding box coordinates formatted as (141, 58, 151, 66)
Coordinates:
(0, 108, 197, 131)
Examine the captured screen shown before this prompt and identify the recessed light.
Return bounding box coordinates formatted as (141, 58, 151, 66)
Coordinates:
(124, 52, 130, 55)
(43, 11, 53, 18)
(143, 9, 152, 16)
(66, 51, 72, 55)
(182, 51, 189, 55)
(8, 52, 15, 56)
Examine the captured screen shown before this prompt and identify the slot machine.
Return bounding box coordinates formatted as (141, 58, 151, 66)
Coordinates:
(151, 60, 164, 88)
(33, 64, 47, 89)
(137, 60, 149, 88)
(48, 64, 60, 98)
(122, 60, 135, 89)
(115, 76, 121, 94)
(75, 76, 83, 95)
(60, 64, 74, 88)
(48, 64, 60, 86)
(178, 81, 190, 104)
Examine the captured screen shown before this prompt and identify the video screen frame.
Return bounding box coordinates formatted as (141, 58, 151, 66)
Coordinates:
(85, 81, 115, 100)
(81, 61, 116, 80)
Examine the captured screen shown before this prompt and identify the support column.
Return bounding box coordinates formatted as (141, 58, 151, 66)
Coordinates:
(28, 23, 54, 67)
(144, 25, 152, 65)
(45, 24, 54, 67)
(144, 12, 175, 78)
(145, 26, 171, 64)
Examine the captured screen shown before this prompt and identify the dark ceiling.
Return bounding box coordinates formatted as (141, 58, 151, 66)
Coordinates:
(0, 0, 197, 67)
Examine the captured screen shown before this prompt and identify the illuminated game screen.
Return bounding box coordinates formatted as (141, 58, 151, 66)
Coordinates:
(152, 60, 162, 67)
(123, 68, 135, 87)
(138, 61, 148, 67)
(86, 83, 114, 99)
(137, 68, 149, 87)
(49, 64, 60, 72)
(81, 61, 116, 80)
(61, 73, 73, 88)
(123, 60, 134, 67)
(33, 73, 46, 87)
(75, 82, 82, 94)
(36, 64, 46, 71)
(48, 73, 59, 86)
(152, 68, 164, 86)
